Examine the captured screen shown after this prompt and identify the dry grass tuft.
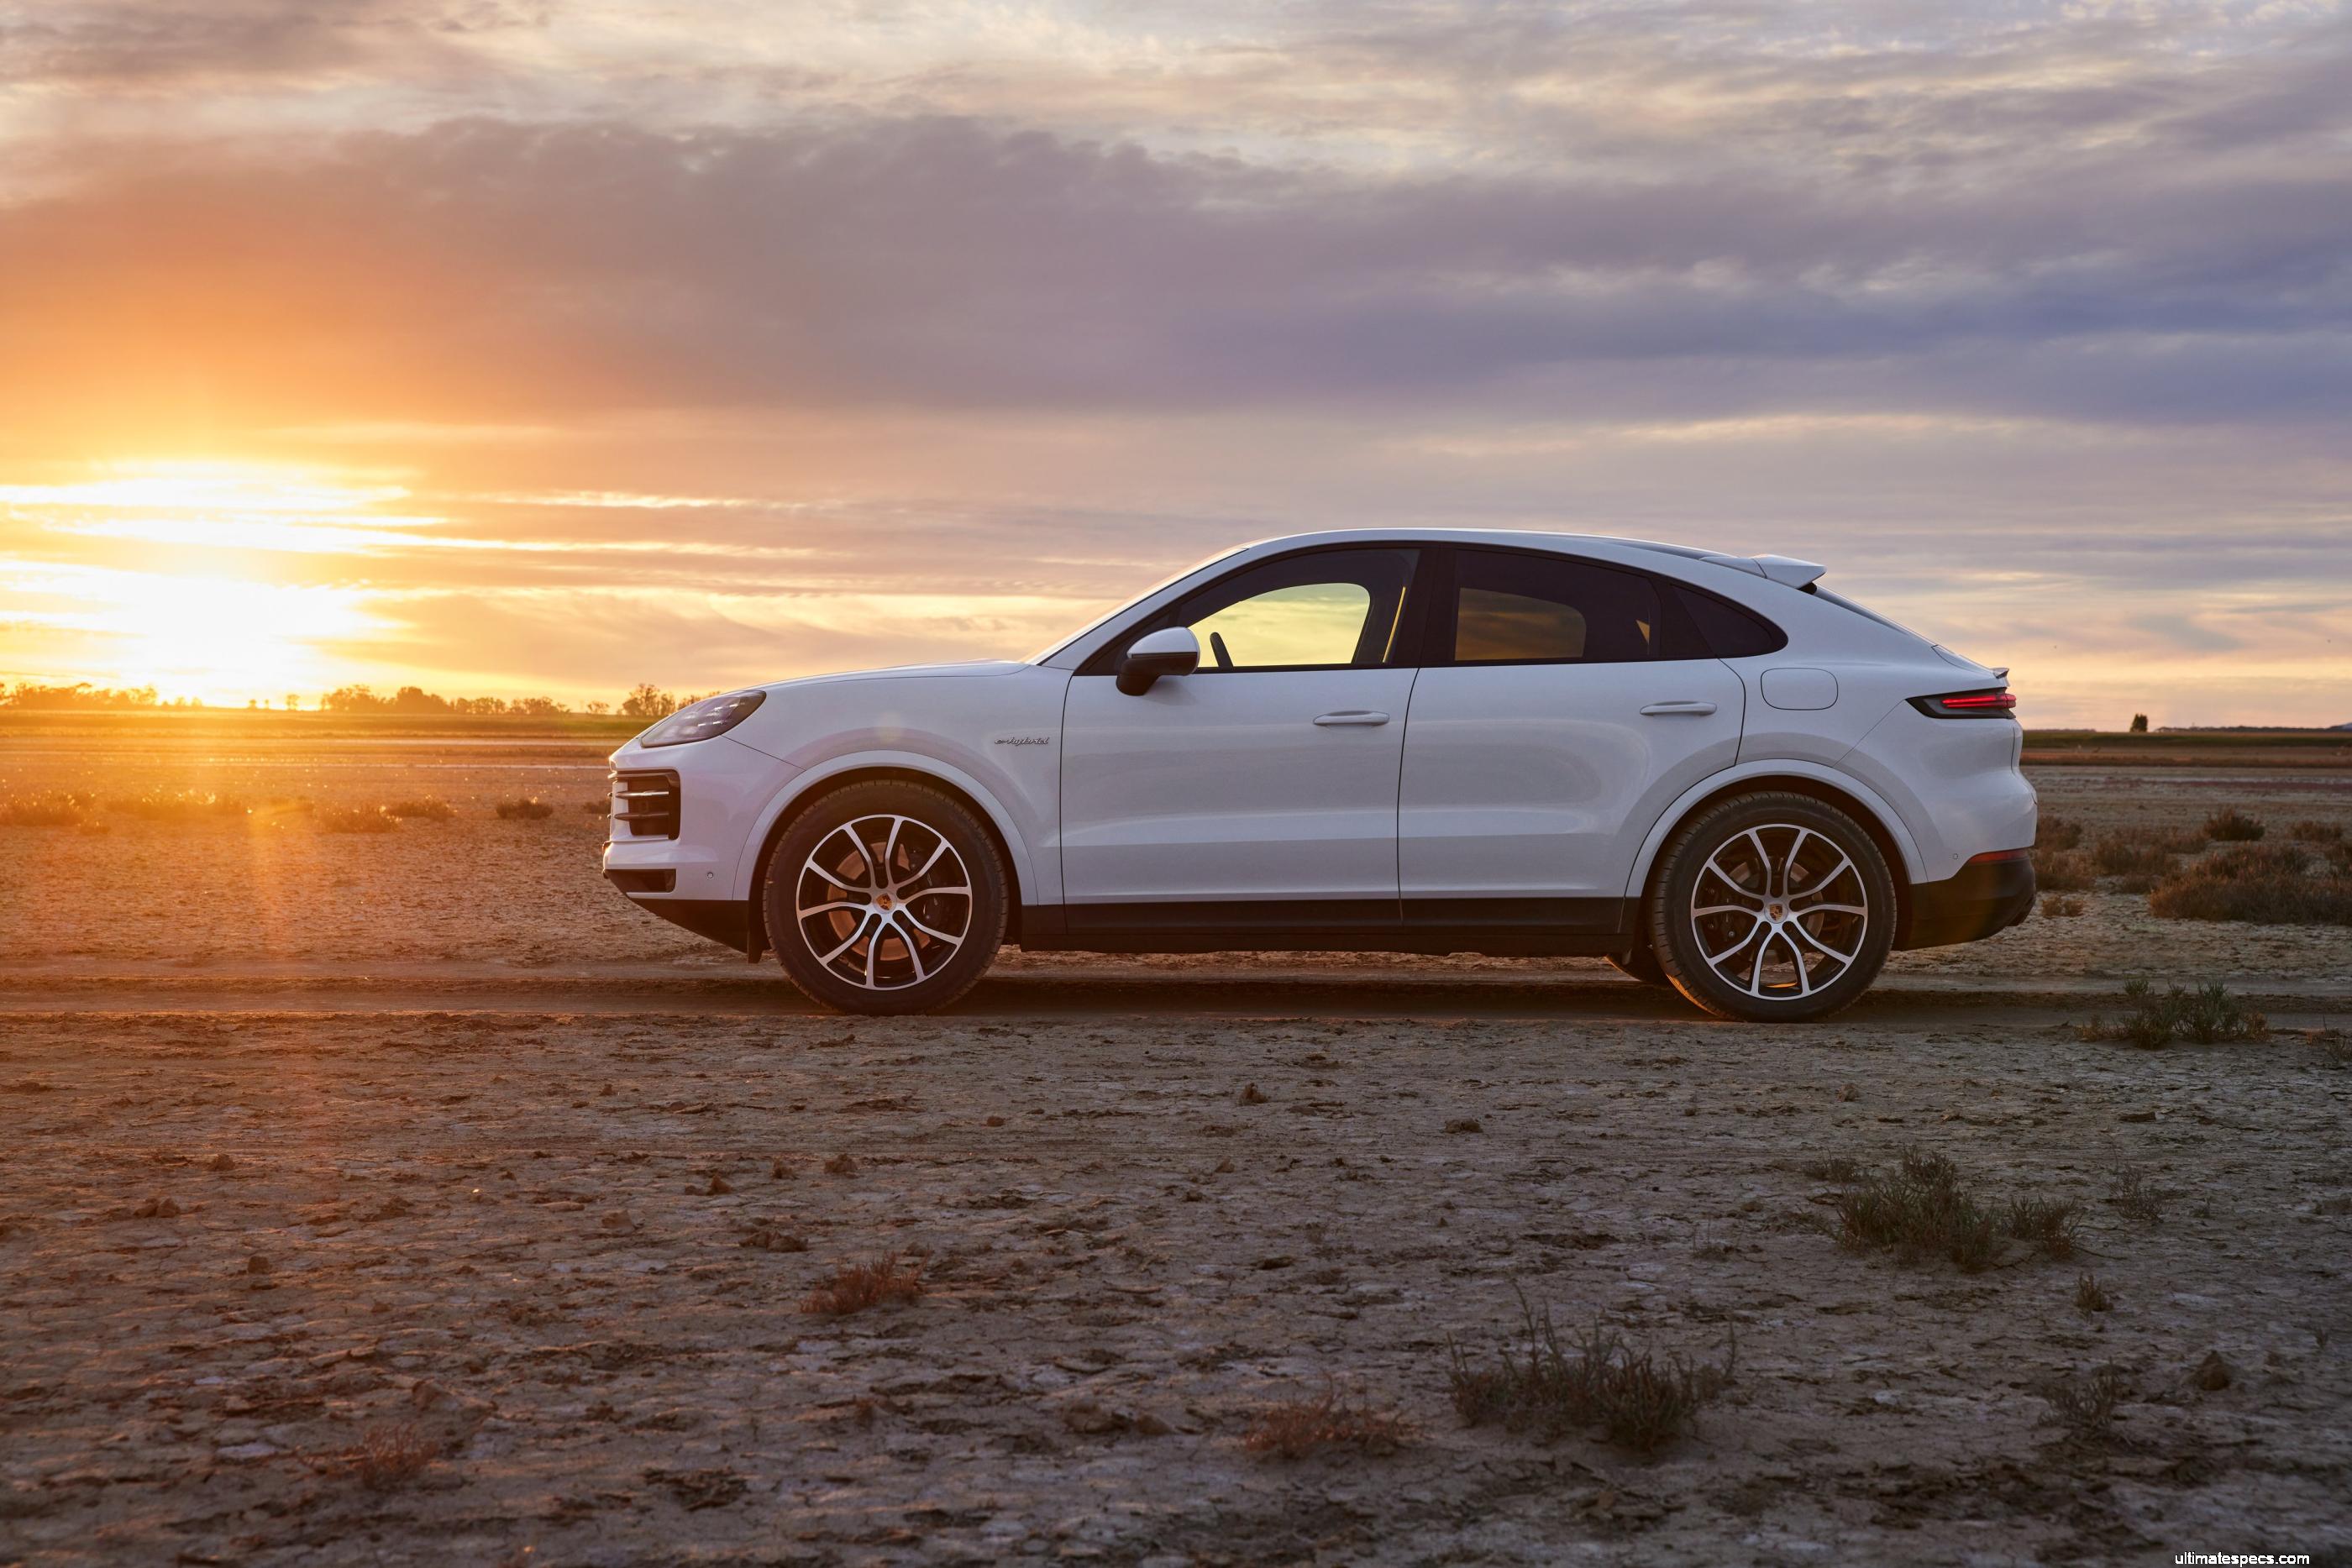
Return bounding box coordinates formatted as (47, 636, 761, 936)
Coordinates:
(2040, 893, 2085, 918)
(2077, 979, 2271, 1046)
(2286, 819, 2343, 844)
(333, 1420, 439, 1488)
(2034, 850, 2097, 893)
(0, 790, 97, 827)
(2148, 844, 2352, 926)
(2107, 1169, 2168, 1227)
(2074, 1272, 2113, 1314)
(2045, 1365, 2125, 1445)
(104, 789, 248, 821)
(1830, 1148, 2076, 1272)
(385, 798, 458, 821)
(1801, 1155, 1869, 1183)
(1242, 1385, 1414, 1460)
(2035, 815, 2084, 852)
(1446, 1295, 1734, 1454)
(315, 804, 399, 834)
(496, 797, 556, 821)
(800, 1255, 924, 1316)
(2202, 807, 2266, 842)
(2090, 836, 2179, 882)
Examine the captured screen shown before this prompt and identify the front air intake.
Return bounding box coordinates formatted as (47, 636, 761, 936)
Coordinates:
(610, 769, 680, 839)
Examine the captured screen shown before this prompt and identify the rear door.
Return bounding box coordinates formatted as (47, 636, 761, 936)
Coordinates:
(1398, 548, 1744, 929)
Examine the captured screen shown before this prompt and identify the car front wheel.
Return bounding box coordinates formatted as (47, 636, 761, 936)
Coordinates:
(1646, 792, 1895, 1022)
(762, 781, 1007, 1015)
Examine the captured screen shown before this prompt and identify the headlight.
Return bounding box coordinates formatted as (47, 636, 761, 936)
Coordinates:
(638, 690, 766, 747)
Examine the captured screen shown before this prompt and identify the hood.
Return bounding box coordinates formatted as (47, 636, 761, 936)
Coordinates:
(759, 659, 1031, 693)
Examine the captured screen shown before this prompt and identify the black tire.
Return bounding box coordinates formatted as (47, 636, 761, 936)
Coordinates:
(762, 780, 1007, 1015)
(1608, 947, 1670, 987)
(1647, 791, 1896, 1023)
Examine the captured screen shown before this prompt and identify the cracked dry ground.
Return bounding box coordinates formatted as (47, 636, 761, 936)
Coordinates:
(3, 1011, 2349, 1566)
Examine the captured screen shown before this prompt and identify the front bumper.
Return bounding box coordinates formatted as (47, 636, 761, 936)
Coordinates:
(1898, 852, 2036, 951)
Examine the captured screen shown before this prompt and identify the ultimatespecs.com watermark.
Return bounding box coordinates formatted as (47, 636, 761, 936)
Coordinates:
(2175, 1554, 2311, 1565)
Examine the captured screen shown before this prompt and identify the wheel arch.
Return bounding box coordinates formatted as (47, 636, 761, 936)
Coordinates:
(740, 758, 1034, 960)
(1625, 764, 1924, 944)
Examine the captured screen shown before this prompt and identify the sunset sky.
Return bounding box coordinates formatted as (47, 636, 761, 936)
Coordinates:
(2, 1, 2347, 726)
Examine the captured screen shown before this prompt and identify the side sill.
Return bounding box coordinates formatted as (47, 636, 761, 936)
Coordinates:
(1017, 898, 1633, 957)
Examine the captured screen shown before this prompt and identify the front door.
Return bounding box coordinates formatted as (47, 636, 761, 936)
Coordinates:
(1060, 547, 1421, 935)
(1399, 547, 1744, 930)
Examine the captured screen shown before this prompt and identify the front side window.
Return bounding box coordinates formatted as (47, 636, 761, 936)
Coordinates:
(1121, 548, 1418, 672)
(1447, 550, 1660, 664)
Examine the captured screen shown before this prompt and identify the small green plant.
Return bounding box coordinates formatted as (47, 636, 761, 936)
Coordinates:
(496, 798, 556, 821)
(315, 805, 399, 833)
(2077, 980, 2270, 1046)
(1446, 1293, 1734, 1454)
(2202, 807, 2265, 842)
(385, 798, 458, 821)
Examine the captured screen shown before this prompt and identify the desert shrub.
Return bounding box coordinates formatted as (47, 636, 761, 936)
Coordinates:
(2286, 820, 2343, 844)
(2040, 893, 2085, 918)
(2076, 979, 2270, 1046)
(2329, 842, 2352, 875)
(1801, 1155, 1869, 1183)
(1831, 1149, 2075, 1272)
(0, 791, 97, 827)
(2045, 1366, 2124, 1443)
(2035, 850, 2097, 893)
(2075, 1272, 2112, 1314)
(2202, 807, 2265, 842)
(800, 1256, 923, 1315)
(105, 789, 247, 820)
(496, 798, 555, 821)
(333, 1421, 438, 1488)
(1446, 1296, 1733, 1454)
(2108, 1169, 2168, 1226)
(2036, 816, 2084, 852)
(2147, 845, 2351, 926)
(2091, 836, 2179, 880)
(315, 805, 398, 834)
(385, 798, 457, 821)
(1243, 1386, 1414, 1459)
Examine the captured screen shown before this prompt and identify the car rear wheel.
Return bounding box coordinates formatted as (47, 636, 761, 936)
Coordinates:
(763, 781, 1006, 1015)
(1647, 792, 1895, 1022)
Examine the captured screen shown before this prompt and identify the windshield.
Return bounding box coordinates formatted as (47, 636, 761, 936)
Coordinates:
(1024, 544, 1248, 663)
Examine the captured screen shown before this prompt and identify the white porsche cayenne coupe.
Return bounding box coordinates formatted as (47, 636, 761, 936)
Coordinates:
(603, 531, 2035, 1020)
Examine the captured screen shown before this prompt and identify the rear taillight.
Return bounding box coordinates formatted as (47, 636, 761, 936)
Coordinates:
(1909, 689, 2016, 720)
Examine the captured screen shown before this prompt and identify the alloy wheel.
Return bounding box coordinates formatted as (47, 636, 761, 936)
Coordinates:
(792, 813, 974, 992)
(1687, 823, 1870, 1002)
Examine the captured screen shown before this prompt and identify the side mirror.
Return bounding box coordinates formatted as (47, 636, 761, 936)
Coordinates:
(1116, 627, 1200, 695)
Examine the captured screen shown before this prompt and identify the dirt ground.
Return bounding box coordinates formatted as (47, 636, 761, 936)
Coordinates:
(1, 732, 2348, 1565)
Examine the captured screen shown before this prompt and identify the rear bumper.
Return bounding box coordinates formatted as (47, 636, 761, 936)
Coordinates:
(1898, 853, 2035, 951)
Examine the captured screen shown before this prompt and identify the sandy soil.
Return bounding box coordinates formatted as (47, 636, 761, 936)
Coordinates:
(2, 733, 2348, 1565)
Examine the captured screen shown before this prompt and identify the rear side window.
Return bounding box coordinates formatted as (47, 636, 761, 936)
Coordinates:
(1671, 585, 1786, 658)
(1446, 549, 1661, 664)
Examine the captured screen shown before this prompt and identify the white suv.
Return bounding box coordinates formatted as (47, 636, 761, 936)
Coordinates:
(604, 532, 2035, 1020)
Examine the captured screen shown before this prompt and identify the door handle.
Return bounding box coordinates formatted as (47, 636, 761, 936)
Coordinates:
(1313, 711, 1391, 726)
(1640, 700, 1718, 716)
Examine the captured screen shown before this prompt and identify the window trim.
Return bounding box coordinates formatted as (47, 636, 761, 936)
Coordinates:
(1074, 543, 1431, 677)
(1426, 545, 1678, 669)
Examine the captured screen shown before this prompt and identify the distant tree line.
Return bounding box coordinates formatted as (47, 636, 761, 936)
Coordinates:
(1, 679, 703, 719)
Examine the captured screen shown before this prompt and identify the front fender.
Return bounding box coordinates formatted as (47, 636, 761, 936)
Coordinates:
(729, 749, 1045, 910)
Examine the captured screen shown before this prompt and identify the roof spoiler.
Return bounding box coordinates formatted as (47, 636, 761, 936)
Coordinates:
(1700, 552, 1828, 590)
